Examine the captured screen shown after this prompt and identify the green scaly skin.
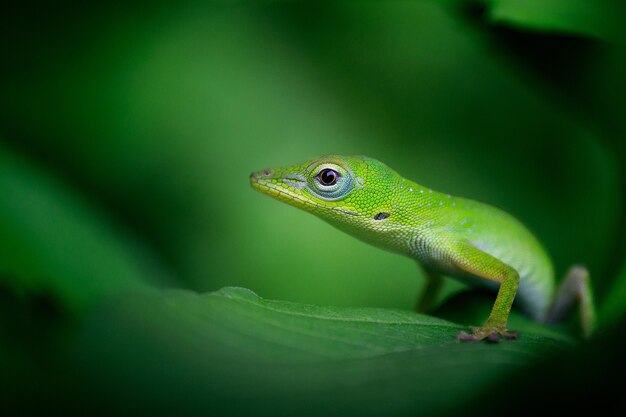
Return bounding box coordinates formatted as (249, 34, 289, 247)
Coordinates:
(250, 155, 594, 342)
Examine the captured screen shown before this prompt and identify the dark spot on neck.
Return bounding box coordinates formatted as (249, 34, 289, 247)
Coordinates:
(374, 212, 390, 220)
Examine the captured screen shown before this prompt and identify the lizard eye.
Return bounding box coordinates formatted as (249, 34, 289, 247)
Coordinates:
(317, 168, 340, 186)
(308, 163, 352, 200)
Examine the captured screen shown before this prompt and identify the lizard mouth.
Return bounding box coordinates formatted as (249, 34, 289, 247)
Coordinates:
(249, 169, 358, 217)
(249, 170, 315, 209)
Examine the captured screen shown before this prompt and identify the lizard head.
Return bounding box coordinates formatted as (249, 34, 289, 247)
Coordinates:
(250, 155, 399, 229)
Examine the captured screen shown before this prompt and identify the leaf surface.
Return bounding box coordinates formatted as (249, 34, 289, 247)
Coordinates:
(71, 286, 573, 417)
(0, 146, 160, 312)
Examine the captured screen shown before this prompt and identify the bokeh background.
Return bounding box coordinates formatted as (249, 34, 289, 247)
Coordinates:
(1, 1, 626, 416)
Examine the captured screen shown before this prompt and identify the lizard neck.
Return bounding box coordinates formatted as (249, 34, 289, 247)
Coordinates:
(323, 177, 450, 256)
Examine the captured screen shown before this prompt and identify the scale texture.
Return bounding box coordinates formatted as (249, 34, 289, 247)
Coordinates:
(251, 155, 555, 340)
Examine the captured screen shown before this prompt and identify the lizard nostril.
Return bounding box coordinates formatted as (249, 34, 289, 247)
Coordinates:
(263, 169, 272, 176)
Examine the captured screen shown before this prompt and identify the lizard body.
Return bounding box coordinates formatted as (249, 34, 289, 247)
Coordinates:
(250, 155, 595, 341)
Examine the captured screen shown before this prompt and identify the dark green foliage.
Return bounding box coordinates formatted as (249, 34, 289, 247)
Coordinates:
(0, 1, 624, 416)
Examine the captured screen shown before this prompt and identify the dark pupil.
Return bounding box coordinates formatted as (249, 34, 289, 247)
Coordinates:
(319, 169, 338, 186)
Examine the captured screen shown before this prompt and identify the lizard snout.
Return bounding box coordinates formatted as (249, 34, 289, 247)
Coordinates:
(250, 169, 273, 180)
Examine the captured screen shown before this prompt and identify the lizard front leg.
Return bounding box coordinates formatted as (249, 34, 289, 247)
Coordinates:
(448, 243, 521, 342)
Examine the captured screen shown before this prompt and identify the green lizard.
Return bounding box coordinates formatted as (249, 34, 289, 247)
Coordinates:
(250, 155, 596, 342)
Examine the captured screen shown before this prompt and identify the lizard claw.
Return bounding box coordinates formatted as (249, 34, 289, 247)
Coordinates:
(456, 331, 477, 342)
(502, 330, 519, 340)
(456, 326, 519, 343)
(487, 332, 500, 343)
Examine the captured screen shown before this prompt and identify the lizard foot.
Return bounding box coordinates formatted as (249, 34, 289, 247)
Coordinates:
(457, 326, 519, 343)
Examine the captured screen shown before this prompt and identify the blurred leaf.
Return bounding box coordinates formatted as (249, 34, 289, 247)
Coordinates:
(600, 262, 626, 327)
(0, 1, 620, 308)
(0, 145, 164, 313)
(64, 287, 572, 417)
(482, 0, 626, 42)
(449, 314, 626, 416)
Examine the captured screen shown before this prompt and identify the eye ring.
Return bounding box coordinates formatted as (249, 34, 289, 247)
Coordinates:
(316, 168, 340, 186)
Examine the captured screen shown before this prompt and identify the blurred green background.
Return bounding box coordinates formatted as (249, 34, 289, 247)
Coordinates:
(1, 1, 626, 416)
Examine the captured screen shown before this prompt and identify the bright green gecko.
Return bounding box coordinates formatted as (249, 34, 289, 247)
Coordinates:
(250, 155, 596, 342)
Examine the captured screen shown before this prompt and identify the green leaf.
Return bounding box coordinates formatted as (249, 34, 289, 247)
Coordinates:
(0, 145, 160, 312)
(68, 287, 573, 416)
(482, 0, 626, 42)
